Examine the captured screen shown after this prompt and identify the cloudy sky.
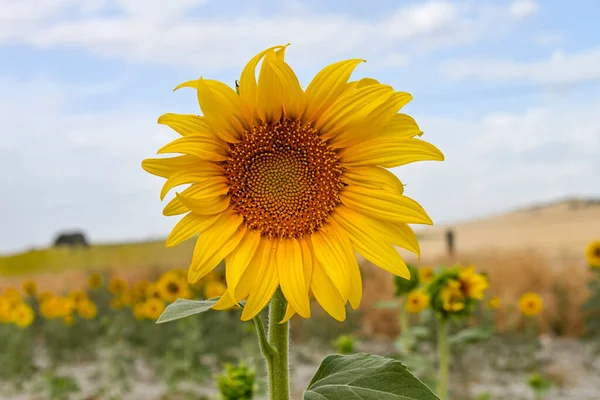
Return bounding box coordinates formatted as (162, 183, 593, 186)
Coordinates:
(1, 0, 599, 253)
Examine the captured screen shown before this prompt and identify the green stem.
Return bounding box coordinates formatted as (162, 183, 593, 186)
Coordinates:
(437, 317, 450, 400)
(399, 298, 409, 335)
(535, 390, 544, 400)
(258, 288, 290, 400)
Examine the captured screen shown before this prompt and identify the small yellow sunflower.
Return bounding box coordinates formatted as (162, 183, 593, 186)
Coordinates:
(406, 290, 429, 313)
(133, 303, 146, 320)
(418, 266, 435, 284)
(142, 45, 443, 321)
(157, 273, 191, 302)
(108, 278, 129, 295)
(3, 288, 21, 304)
(40, 296, 75, 319)
(88, 273, 103, 290)
(77, 299, 98, 319)
(519, 292, 543, 317)
(143, 298, 166, 320)
(38, 291, 53, 303)
(204, 280, 227, 299)
(145, 283, 162, 300)
(69, 289, 88, 305)
(22, 280, 37, 296)
(441, 280, 465, 312)
(11, 303, 35, 328)
(0, 297, 14, 323)
(487, 296, 501, 310)
(586, 240, 600, 268)
(458, 266, 488, 300)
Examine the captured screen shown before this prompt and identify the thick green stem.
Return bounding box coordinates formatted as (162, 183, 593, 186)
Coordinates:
(265, 288, 290, 400)
(399, 299, 409, 335)
(437, 317, 450, 400)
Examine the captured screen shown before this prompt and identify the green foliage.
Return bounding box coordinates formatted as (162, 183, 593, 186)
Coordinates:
(582, 270, 600, 336)
(394, 264, 420, 296)
(157, 298, 219, 323)
(217, 361, 257, 400)
(528, 372, 553, 398)
(0, 324, 37, 389)
(335, 334, 355, 354)
(448, 327, 494, 346)
(42, 372, 80, 400)
(303, 353, 440, 400)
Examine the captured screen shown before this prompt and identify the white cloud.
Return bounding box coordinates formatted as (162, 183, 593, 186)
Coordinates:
(443, 47, 600, 83)
(0, 0, 536, 70)
(509, 0, 538, 19)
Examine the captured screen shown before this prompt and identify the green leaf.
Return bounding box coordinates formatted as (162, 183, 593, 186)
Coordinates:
(156, 298, 218, 324)
(303, 353, 440, 400)
(449, 327, 493, 345)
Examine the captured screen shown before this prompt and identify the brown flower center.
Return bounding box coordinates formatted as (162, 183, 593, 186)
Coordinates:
(167, 282, 180, 294)
(225, 120, 344, 239)
(594, 247, 600, 257)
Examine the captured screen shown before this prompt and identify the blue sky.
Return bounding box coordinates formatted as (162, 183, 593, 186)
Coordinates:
(1, 0, 599, 253)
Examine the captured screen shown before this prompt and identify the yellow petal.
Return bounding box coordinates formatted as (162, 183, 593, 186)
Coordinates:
(304, 59, 365, 123)
(238, 45, 287, 115)
(277, 238, 310, 318)
(343, 166, 404, 196)
(356, 78, 380, 88)
(158, 135, 228, 161)
(340, 185, 433, 225)
(141, 155, 199, 179)
(316, 84, 394, 140)
(158, 113, 211, 137)
(379, 113, 423, 138)
(310, 227, 350, 302)
(281, 303, 296, 323)
(212, 291, 240, 310)
(257, 49, 283, 123)
(175, 78, 248, 143)
(163, 183, 224, 216)
(328, 219, 362, 309)
(299, 238, 314, 291)
(311, 260, 346, 321)
(232, 239, 266, 302)
(166, 212, 220, 247)
(241, 240, 279, 321)
(339, 137, 444, 168)
(332, 206, 410, 279)
(225, 229, 261, 300)
(159, 163, 224, 200)
(176, 192, 230, 216)
(268, 56, 306, 120)
(187, 210, 246, 283)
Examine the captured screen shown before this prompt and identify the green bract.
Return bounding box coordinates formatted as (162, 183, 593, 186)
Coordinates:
(394, 264, 420, 296)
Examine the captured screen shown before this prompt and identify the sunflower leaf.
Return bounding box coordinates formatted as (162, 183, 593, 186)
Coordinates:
(303, 353, 440, 400)
(156, 298, 218, 324)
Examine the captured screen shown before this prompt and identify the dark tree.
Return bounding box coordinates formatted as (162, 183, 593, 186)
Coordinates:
(53, 231, 89, 247)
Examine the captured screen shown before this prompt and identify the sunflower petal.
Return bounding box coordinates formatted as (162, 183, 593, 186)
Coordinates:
(159, 163, 224, 200)
(163, 183, 223, 216)
(158, 113, 212, 137)
(269, 57, 306, 120)
(311, 227, 350, 302)
(166, 212, 220, 247)
(225, 229, 261, 300)
(176, 192, 230, 216)
(158, 135, 228, 161)
(277, 238, 310, 318)
(340, 185, 433, 225)
(175, 78, 247, 143)
(344, 166, 404, 196)
(299, 239, 314, 290)
(380, 113, 423, 138)
(311, 260, 346, 321)
(141, 155, 199, 179)
(339, 137, 444, 168)
(212, 291, 240, 310)
(281, 303, 296, 323)
(304, 59, 365, 122)
(187, 210, 245, 283)
(241, 240, 279, 321)
(332, 206, 410, 279)
(328, 219, 362, 309)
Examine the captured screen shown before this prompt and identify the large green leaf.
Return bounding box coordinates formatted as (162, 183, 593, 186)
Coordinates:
(303, 353, 440, 400)
(156, 298, 218, 324)
(449, 327, 493, 345)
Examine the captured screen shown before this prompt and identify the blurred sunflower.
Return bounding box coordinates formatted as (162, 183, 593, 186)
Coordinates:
(69, 289, 88, 305)
(440, 280, 465, 312)
(133, 303, 146, 320)
(142, 45, 443, 321)
(38, 291, 53, 303)
(88, 273, 103, 290)
(586, 240, 600, 268)
(108, 278, 129, 295)
(143, 298, 166, 320)
(205, 280, 227, 299)
(487, 296, 501, 310)
(0, 297, 13, 323)
(519, 292, 543, 317)
(418, 266, 435, 284)
(458, 266, 488, 299)
(132, 280, 151, 302)
(63, 314, 75, 326)
(11, 303, 35, 328)
(145, 283, 162, 300)
(3, 288, 21, 304)
(77, 299, 98, 320)
(157, 272, 191, 302)
(406, 290, 429, 313)
(22, 280, 37, 296)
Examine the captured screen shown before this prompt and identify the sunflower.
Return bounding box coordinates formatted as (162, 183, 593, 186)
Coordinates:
(157, 272, 191, 302)
(204, 280, 227, 299)
(11, 303, 35, 328)
(88, 273, 103, 290)
(3, 288, 21, 304)
(77, 299, 98, 320)
(487, 296, 501, 310)
(418, 266, 435, 284)
(458, 266, 488, 300)
(108, 278, 129, 295)
(38, 291, 53, 303)
(22, 280, 37, 296)
(0, 297, 14, 323)
(145, 283, 162, 300)
(519, 292, 543, 317)
(586, 240, 600, 268)
(132, 280, 151, 302)
(69, 289, 88, 305)
(133, 303, 146, 320)
(440, 280, 465, 312)
(143, 298, 166, 320)
(406, 290, 429, 313)
(142, 45, 443, 321)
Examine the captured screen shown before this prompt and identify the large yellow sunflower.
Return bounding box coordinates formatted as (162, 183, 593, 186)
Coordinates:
(142, 45, 444, 322)
(586, 240, 600, 268)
